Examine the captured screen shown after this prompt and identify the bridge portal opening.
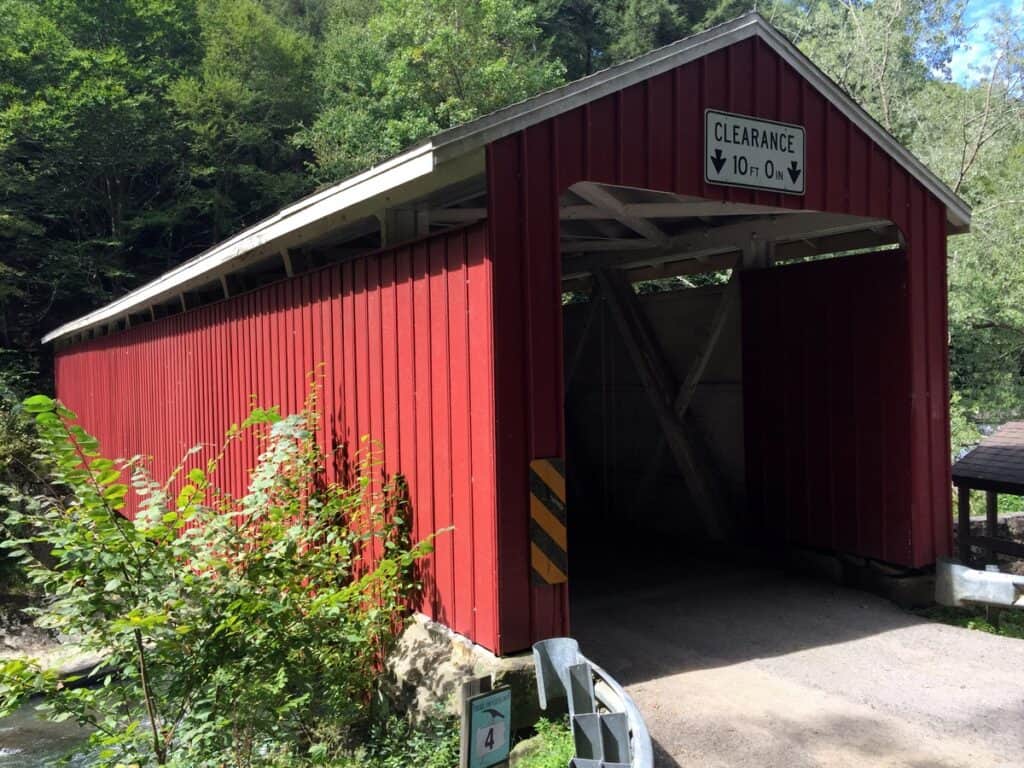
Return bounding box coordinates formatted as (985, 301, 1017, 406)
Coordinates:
(558, 182, 903, 584)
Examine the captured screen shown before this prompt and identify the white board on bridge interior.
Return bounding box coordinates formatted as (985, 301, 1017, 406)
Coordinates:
(704, 109, 805, 195)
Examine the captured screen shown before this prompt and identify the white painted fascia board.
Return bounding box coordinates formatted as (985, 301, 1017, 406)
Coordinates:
(43, 144, 435, 344)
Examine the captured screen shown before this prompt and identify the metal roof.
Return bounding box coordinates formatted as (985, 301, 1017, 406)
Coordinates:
(44, 12, 971, 345)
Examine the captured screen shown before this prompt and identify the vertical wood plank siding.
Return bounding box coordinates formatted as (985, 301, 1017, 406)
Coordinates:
(54, 223, 500, 653)
(740, 252, 913, 562)
(487, 36, 951, 650)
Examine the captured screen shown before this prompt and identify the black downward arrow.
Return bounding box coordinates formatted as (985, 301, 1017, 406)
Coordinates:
(788, 161, 802, 183)
(710, 149, 726, 173)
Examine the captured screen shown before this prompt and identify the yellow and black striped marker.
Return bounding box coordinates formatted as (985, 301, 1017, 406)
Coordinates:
(529, 457, 567, 585)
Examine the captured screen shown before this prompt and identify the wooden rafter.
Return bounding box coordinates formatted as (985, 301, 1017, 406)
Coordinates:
(560, 200, 819, 221)
(572, 183, 669, 246)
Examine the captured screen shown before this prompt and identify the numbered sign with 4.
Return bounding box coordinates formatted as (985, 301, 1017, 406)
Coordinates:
(467, 687, 512, 768)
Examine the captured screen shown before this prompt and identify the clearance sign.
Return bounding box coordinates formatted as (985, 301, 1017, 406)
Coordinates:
(704, 109, 805, 195)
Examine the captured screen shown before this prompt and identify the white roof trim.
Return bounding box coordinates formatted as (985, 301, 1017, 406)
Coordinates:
(43, 144, 436, 344)
(46, 12, 969, 345)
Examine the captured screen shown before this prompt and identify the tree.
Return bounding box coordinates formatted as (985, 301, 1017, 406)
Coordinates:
(605, 0, 685, 62)
(792, 0, 967, 144)
(535, 0, 615, 79)
(302, 0, 566, 181)
(0, 0, 200, 386)
(169, 0, 318, 244)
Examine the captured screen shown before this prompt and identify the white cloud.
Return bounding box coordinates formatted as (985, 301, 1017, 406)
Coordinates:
(948, 0, 1023, 84)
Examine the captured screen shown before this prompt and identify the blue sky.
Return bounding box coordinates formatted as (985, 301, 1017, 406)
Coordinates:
(948, 0, 1023, 83)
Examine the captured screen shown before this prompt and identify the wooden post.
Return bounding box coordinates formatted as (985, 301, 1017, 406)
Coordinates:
(957, 484, 971, 565)
(985, 490, 998, 565)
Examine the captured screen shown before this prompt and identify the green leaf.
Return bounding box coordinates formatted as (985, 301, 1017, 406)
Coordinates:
(95, 469, 120, 486)
(22, 395, 55, 413)
(102, 484, 129, 503)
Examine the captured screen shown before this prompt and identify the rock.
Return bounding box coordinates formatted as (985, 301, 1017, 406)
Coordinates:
(386, 615, 542, 732)
(509, 732, 547, 766)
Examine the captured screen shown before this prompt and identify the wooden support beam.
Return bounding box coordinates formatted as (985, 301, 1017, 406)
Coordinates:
(220, 275, 231, 299)
(572, 183, 668, 246)
(561, 214, 890, 256)
(179, 294, 188, 313)
(618, 253, 739, 284)
(673, 276, 738, 421)
(986, 490, 999, 564)
(281, 249, 295, 278)
(967, 534, 1024, 559)
(381, 207, 430, 245)
(958, 485, 971, 565)
(595, 268, 729, 541)
(560, 201, 820, 221)
(772, 227, 901, 261)
(425, 207, 487, 224)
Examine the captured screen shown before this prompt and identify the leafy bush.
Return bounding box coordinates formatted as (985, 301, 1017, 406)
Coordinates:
(0, 395, 433, 767)
(345, 712, 460, 768)
(0, 384, 48, 592)
(513, 717, 574, 768)
(918, 605, 1024, 640)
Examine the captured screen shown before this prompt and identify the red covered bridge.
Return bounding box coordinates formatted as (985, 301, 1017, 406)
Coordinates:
(46, 14, 970, 656)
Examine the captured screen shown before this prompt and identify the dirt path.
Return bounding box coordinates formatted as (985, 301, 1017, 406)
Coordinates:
(571, 562, 1024, 768)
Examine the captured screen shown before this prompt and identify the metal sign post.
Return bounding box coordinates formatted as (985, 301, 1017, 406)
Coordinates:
(460, 677, 512, 768)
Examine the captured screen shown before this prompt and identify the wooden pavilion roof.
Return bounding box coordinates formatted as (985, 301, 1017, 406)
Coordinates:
(952, 422, 1024, 495)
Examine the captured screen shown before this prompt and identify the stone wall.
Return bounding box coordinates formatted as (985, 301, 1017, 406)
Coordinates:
(385, 614, 543, 730)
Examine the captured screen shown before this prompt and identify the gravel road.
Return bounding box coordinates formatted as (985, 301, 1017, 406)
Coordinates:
(571, 561, 1024, 767)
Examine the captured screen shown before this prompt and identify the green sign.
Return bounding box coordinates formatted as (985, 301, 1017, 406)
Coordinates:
(466, 687, 511, 768)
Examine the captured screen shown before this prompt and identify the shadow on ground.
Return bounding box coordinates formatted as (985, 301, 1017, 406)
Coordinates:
(570, 554, 925, 685)
(570, 554, 1024, 766)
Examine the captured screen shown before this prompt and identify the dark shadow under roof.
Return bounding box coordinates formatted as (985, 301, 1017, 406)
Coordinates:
(952, 422, 1024, 495)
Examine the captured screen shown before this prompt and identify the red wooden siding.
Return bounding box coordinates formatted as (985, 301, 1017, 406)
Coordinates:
(741, 251, 914, 563)
(487, 36, 951, 649)
(54, 223, 501, 652)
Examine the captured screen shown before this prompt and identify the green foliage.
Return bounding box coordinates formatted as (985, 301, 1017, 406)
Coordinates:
(918, 605, 1024, 639)
(785, 0, 966, 143)
(513, 717, 575, 768)
(0, 395, 433, 767)
(301, 0, 565, 180)
(0, 386, 42, 590)
(346, 712, 460, 768)
(169, 0, 317, 242)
